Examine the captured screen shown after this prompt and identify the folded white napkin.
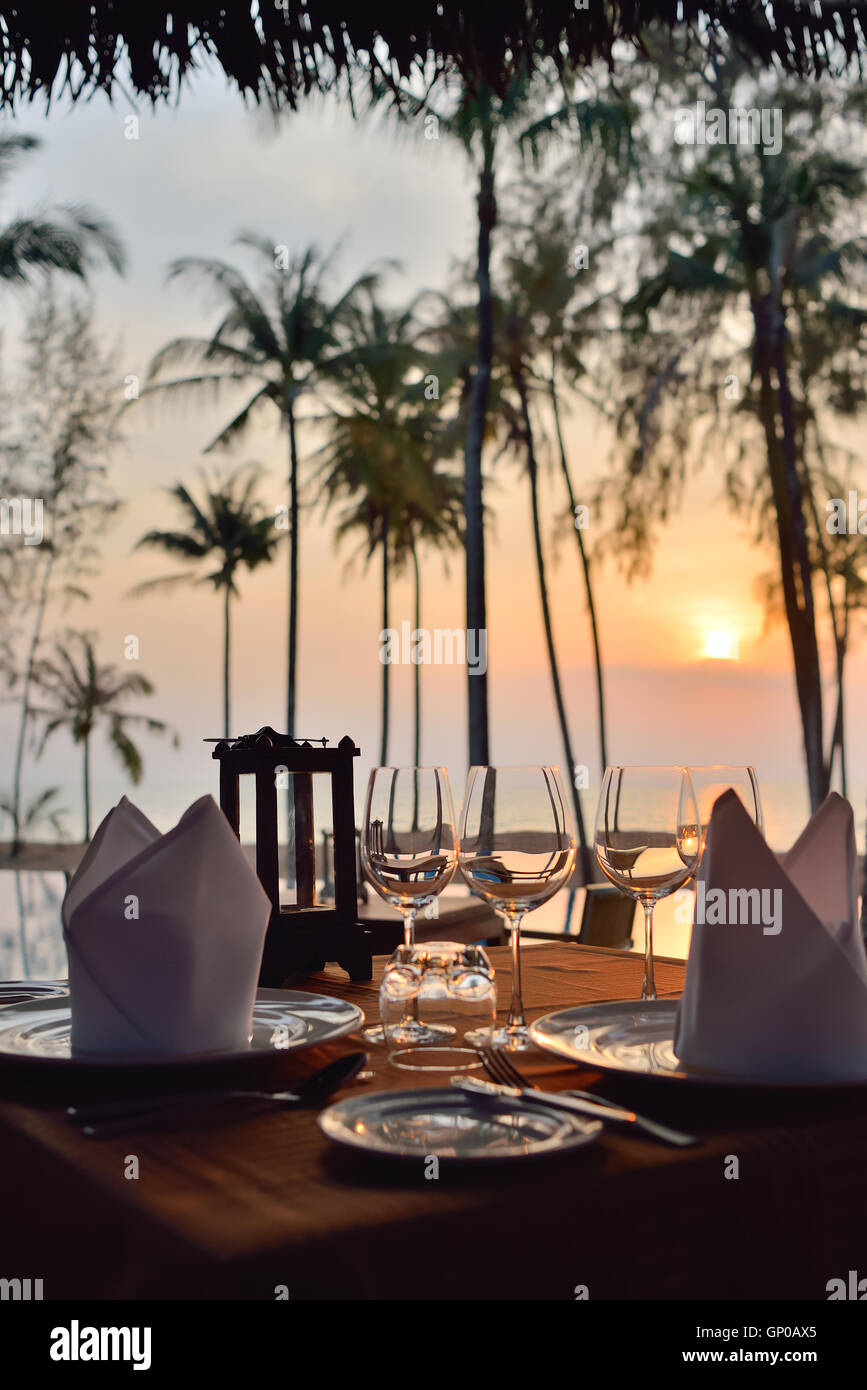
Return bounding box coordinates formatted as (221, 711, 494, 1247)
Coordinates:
(675, 790, 867, 1082)
(62, 795, 271, 1057)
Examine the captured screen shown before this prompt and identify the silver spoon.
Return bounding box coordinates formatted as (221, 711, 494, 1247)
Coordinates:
(68, 1050, 368, 1138)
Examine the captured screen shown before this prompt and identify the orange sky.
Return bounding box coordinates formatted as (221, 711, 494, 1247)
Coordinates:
(1, 77, 865, 849)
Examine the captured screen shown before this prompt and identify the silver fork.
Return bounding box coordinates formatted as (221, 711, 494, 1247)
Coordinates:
(479, 1046, 698, 1147)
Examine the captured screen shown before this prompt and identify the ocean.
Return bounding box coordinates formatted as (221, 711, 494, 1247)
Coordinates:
(0, 778, 857, 979)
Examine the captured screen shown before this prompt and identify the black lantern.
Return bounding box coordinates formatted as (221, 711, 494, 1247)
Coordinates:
(211, 728, 372, 985)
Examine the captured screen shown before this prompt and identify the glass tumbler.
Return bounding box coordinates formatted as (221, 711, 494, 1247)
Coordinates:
(379, 940, 496, 1071)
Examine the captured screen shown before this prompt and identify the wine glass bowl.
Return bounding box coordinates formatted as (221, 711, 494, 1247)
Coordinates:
(362, 842, 457, 911)
(459, 843, 574, 911)
(361, 767, 458, 1045)
(687, 766, 763, 861)
(459, 766, 576, 1050)
(361, 771, 457, 914)
(594, 766, 699, 1001)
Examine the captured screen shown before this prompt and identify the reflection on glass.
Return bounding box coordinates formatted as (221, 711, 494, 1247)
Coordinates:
(687, 765, 763, 861)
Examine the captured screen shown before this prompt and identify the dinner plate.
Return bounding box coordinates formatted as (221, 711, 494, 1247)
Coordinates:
(318, 1087, 603, 1161)
(0, 980, 69, 1006)
(529, 1000, 867, 1088)
(0, 988, 364, 1067)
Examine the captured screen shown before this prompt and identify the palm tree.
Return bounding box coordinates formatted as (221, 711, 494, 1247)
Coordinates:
(813, 504, 867, 800)
(317, 287, 456, 763)
(379, 75, 537, 767)
(0, 134, 125, 286)
(392, 472, 464, 767)
(372, 63, 630, 765)
(31, 634, 172, 840)
(498, 292, 592, 883)
(7, 293, 122, 854)
(502, 200, 613, 772)
(141, 237, 376, 738)
(617, 48, 867, 810)
(0, 787, 67, 974)
(329, 490, 400, 766)
(759, 456, 867, 801)
(132, 466, 280, 738)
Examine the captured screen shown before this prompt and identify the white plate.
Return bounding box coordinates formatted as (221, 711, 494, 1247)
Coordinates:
(529, 1000, 867, 1089)
(0, 980, 68, 1005)
(0, 988, 364, 1068)
(318, 1087, 602, 1161)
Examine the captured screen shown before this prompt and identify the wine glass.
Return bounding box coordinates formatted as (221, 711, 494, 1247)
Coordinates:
(687, 766, 763, 860)
(594, 766, 699, 1001)
(459, 766, 576, 1051)
(360, 767, 457, 1044)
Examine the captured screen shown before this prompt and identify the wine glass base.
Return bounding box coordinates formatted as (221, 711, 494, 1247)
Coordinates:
(364, 1021, 455, 1046)
(466, 1024, 537, 1052)
(389, 1046, 483, 1072)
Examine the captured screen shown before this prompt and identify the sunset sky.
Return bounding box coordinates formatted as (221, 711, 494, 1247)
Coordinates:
(2, 70, 865, 849)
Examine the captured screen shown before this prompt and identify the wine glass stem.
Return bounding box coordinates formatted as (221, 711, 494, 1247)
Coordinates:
(507, 911, 527, 1029)
(403, 907, 418, 950)
(402, 907, 420, 1024)
(642, 900, 657, 1001)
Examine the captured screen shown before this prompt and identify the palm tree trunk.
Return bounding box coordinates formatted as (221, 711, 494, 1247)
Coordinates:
(838, 603, 849, 797)
(380, 508, 390, 766)
(751, 295, 825, 811)
(14, 871, 28, 976)
(828, 601, 849, 796)
(828, 666, 845, 795)
(412, 539, 421, 768)
(550, 364, 608, 771)
(772, 301, 825, 807)
(464, 121, 495, 767)
(412, 538, 422, 832)
(861, 808, 867, 948)
(515, 366, 591, 883)
(11, 550, 54, 853)
(286, 397, 300, 738)
(223, 582, 231, 738)
(83, 734, 91, 841)
(799, 456, 845, 794)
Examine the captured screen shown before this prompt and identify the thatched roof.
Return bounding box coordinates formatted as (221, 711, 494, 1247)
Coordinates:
(1, 2, 864, 111)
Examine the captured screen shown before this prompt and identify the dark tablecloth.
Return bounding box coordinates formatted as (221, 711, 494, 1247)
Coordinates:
(0, 943, 862, 1300)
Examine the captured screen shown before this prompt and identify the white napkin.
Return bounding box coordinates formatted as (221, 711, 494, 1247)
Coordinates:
(674, 790, 867, 1081)
(62, 795, 271, 1057)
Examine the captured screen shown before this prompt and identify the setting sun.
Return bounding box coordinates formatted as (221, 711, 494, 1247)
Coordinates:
(703, 630, 739, 660)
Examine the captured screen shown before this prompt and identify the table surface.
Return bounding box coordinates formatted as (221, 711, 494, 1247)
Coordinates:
(1, 942, 864, 1300)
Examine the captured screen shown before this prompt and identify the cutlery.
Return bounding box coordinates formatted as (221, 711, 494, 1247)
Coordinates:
(476, 1047, 698, 1147)
(454, 1075, 634, 1124)
(68, 1050, 368, 1138)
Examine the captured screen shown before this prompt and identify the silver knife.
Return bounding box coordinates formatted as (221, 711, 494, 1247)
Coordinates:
(452, 1076, 698, 1147)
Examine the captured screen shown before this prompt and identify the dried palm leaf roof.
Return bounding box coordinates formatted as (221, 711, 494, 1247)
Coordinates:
(1, 1, 864, 111)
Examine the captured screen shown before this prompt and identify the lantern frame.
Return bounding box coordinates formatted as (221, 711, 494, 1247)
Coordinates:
(211, 727, 372, 984)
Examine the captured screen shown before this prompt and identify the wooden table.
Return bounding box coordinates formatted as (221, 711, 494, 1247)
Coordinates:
(1, 943, 863, 1300)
